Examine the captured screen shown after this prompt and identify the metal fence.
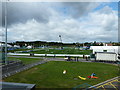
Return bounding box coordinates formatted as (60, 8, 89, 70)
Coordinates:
(2, 60, 47, 79)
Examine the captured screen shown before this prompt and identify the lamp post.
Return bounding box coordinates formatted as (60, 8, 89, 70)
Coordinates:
(59, 35, 62, 43)
(5, 0, 8, 64)
(59, 35, 63, 49)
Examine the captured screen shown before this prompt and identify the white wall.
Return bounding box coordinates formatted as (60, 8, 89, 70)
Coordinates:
(96, 53, 117, 61)
(90, 46, 119, 54)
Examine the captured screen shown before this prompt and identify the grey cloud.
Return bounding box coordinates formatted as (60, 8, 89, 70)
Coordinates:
(95, 35, 117, 42)
(1, 2, 51, 26)
(99, 5, 116, 14)
(1, 2, 100, 26)
(0, 2, 117, 43)
(61, 2, 100, 18)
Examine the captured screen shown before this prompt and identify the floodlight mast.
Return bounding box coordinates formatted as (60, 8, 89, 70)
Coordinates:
(59, 35, 62, 43)
(5, 0, 8, 64)
(59, 35, 63, 49)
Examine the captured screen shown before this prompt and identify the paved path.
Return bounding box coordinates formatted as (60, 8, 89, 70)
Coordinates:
(8, 56, 91, 62)
(9, 56, 120, 67)
(89, 76, 120, 89)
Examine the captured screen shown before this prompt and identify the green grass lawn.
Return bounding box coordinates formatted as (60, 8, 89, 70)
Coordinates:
(19, 48, 92, 55)
(4, 61, 118, 88)
(8, 47, 92, 55)
(8, 57, 43, 65)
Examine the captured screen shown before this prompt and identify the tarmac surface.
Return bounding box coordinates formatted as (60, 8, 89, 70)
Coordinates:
(89, 76, 120, 90)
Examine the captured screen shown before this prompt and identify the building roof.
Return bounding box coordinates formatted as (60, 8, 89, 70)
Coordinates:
(90, 46, 119, 50)
(90, 46, 120, 54)
(96, 52, 116, 54)
(0, 43, 12, 47)
(0, 82, 36, 90)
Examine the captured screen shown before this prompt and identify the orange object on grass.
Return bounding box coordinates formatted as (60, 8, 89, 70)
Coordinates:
(87, 76, 98, 79)
(92, 76, 98, 79)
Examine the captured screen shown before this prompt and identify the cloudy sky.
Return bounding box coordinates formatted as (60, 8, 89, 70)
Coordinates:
(0, 1, 118, 43)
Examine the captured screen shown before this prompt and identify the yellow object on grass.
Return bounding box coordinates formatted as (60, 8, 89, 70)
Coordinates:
(78, 76, 86, 80)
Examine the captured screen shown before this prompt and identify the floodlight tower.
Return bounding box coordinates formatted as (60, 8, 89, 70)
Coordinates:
(59, 35, 63, 49)
(59, 35, 62, 43)
(5, 0, 8, 64)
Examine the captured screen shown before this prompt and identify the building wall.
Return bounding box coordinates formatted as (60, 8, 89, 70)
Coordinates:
(96, 53, 117, 61)
(90, 46, 119, 54)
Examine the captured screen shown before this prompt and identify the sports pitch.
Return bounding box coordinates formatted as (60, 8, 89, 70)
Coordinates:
(9, 48, 92, 55)
(4, 61, 119, 88)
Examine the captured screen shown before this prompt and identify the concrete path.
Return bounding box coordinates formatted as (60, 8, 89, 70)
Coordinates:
(8, 56, 91, 62)
(89, 76, 120, 89)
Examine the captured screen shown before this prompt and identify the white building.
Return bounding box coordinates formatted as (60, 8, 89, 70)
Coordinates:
(0, 42, 12, 47)
(90, 46, 120, 61)
(96, 52, 118, 61)
(26, 46, 32, 49)
(14, 45, 20, 48)
(90, 46, 119, 54)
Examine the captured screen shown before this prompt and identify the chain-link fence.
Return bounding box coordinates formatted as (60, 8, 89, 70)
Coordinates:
(2, 60, 47, 79)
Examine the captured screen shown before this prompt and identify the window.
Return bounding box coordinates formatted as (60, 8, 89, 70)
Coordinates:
(103, 50, 107, 52)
